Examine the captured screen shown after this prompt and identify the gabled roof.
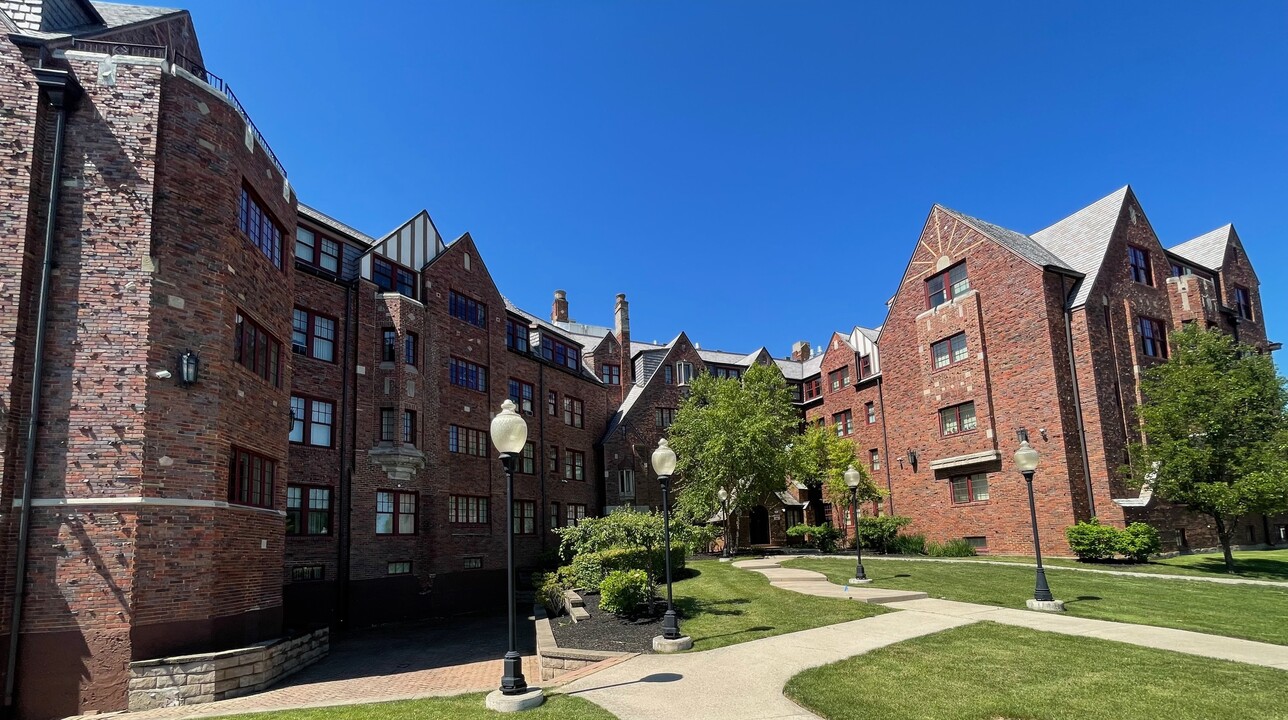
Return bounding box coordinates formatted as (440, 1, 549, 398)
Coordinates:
(937, 206, 1075, 273)
(1031, 186, 1132, 309)
(1169, 224, 1231, 270)
(299, 203, 376, 245)
(87, 2, 178, 30)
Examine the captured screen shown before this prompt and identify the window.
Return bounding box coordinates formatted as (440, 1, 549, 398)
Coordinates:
(403, 410, 417, 446)
(676, 362, 694, 385)
(449, 357, 488, 392)
(828, 367, 851, 391)
(229, 446, 276, 509)
(865, 401, 876, 424)
(508, 379, 535, 415)
(290, 396, 334, 447)
(939, 402, 977, 436)
(964, 536, 988, 550)
(379, 408, 396, 442)
(664, 365, 674, 384)
(712, 366, 742, 380)
(565, 449, 585, 481)
(234, 310, 281, 386)
(547, 390, 558, 417)
(448, 495, 489, 525)
(387, 561, 412, 575)
(619, 469, 635, 498)
(932, 333, 968, 369)
(550, 502, 561, 529)
(376, 490, 418, 534)
(449, 290, 487, 328)
(373, 257, 416, 299)
(563, 396, 584, 428)
(1175, 528, 1188, 548)
(548, 446, 559, 474)
(513, 500, 536, 535)
(295, 227, 341, 273)
(566, 503, 587, 527)
(292, 308, 335, 362)
(950, 473, 989, 504)
(290, 565, 325, 582)
(602, 363, 621, 385)
(506, 319, 530, 352)
(521, 442, 536, 474)
(870, 449, 881, 472)
(286, 485, 331, 535)
(1128, 245, 1153, 286)
(858, 354, 873, 379)
(1138, 316, 1168, 359)
(381, 329, 398, 363)
(449, 425, 489, 457)
(833, 410, 853, 437)
(656, 407, 676, 429)
(926, 262, 969, 307)
(540, 335, 581, 371)
(804, 377, 822, 401)
(405, 332, 418, 367)
(239, 185, 283, 269)
(1171, 262, 1190, 278)
(463, 556, 483, 570)
(1234, 285, 1253, 321)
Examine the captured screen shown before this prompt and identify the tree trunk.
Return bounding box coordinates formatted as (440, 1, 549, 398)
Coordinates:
(1213, 515, 1236, 574)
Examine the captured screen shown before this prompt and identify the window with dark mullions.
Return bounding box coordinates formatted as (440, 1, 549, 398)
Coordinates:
(1234, 285, 1254, 321)
(376, 490, 418, 534)
(601, 363, 621, 385)
(1128, 245, 1153, 286)
(506, 318, 530, 352)
(403, 410, 417, 446)
(234, 310, 282, 386)
(294, 227, 341, 273)
(508, 379, 535, 415)
(951, 473, 990, 504)
(926, 262, 970, 307)
(1139, 316, 1168, 358)
(563, 396, 584, 428)
(828, 366, 850, 391)
(229, 447, 276, 509)
(858, 354, 873, 379)
(449, 495, 489, 524)
(405, 332, 418, 366)
(541, 335, 582, 371)
(804, 377, 822, 400)
(379, 408, 397, 442)
(521, 442, 536, 474)
(513, 500, 536, 535)
(449, 425, 489, 457)
(449, 291, 487, 328)
(833, 409, 853, 437)
(564, 449, 585, 481)
(286, 485, 331, 535)
(932, 333, 968, 369)
(449, 357, 488, 392)
(939, 402, 977, 436)
(290, 396, 334, 447)
(292, 308, 336, 362)
(239, 185, 283, 269)
(381, 329, 398, 363)
(373, 257, 417, 299)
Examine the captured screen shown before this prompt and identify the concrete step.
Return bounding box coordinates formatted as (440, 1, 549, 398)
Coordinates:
(570, 606, 591, 622)
(562, 589, 584, 608)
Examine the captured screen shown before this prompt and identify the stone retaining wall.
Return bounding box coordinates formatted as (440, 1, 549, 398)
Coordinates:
(127, 627, 329, 710)
(533, 605, 627, 681)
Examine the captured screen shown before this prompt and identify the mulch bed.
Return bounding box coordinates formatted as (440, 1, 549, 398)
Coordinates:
(547, 593, 670, 654)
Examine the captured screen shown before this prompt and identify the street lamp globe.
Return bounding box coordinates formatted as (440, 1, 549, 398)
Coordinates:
(717, 488, 728, 502)
(489, 399, 528, 455)
(652, 438, 677, 477)
(1014, 439, 1041, 472)
(844, 465, 862, 489)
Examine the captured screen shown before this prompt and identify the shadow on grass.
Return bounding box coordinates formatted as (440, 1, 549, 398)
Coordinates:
(1171, 557, 1288, 578)
(673, 596, 751, 618)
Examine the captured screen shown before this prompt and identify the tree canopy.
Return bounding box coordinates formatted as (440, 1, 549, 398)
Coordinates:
(787, 422, 881, 529)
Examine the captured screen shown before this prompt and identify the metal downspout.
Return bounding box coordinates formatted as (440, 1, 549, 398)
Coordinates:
(336, 279, 357, 628)
(1064, 300, 1096, 519)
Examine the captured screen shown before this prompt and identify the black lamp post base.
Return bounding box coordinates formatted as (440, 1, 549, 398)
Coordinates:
(500, 651, 528, 695)
(661, 609, 681, 640)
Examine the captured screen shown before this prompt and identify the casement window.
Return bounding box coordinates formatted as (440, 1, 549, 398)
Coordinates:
(239, 185, 283, 270)
(387, 561, 412, 575)
(1138, 316, 1168, 359)
(926, 262, 970, 307)
(508, 379, 535, 415)
(449, 290, 487, 328)
(676, 362, 694, 385)
(379, 408, 397, 442)
(381, 329, 398, 363)
(1170, 262, 1190, 278)
(449, 357, 488, 392)
(870, 449, 881, 471)
(463, 556, 483, 570)
(448, 494, 489, 525)
(950, 473, 990, 504)
(833, 410, 853, 437)
(405, 332, 418, 367)
(292, 308, 336, 362)
(656, 407, 676, 429)
(828, 366, 851, 391)
(815, 417, 826, 429)
(449, 425, 489, 457)
(550, 502, 561, 529)
(563, 396, 584, 428)
(234, 310, 282, 386)
(1128, 245, 1153, 286)
(373, 257, 416, 299)
(619, 469, 635, 498)
(403, 410, 417, 446)
(932, 333, 969, 369)
(566, 503, 587, 527)
(294, 227, 341, 273)
(865, 401, 876, 424)
(290, 565, 325, 581)
(547, 390, 558, 417)
(229, 446, 276, 509)
(712, 366, 742, 380)
(804, 377, 822, 400)
(286, 485, 331, 535)
(1234, 285, 1254, 321)
(521, 442, 536, 474)
(513, 500, 536, 535)
(939, 401, 978, 436)
(506, 319, 530, 352)
(376, 490, 418, 534)
(790, 383, 803, 403)
(290, 396, 334, 447)
(541, 335, 581, 371)
(548, 446, 559, 474)
(564, 449, 586, 481)
(664, 365, 674, 384)
(858, 354, 873, 379)
(602, 363, 621, 385)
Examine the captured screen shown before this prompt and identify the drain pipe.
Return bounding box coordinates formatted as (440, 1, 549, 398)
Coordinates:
(5, 66, 81, 712)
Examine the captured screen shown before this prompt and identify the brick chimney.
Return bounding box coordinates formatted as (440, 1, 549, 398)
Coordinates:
(791, 341, 812, 361)
(551, 289, 568, 323)
(615, 293, 632, 394)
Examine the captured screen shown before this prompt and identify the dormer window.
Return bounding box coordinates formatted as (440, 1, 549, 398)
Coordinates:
(295, 227, 341, 273)
(1128, 245, 1153, 286)
(926, 263, 969, 308)
(373, 257, 416, 299)
(541, 335, 581, 371)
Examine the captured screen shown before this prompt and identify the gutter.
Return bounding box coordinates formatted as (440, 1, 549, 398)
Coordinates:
(876, 375, 894, 516)
(336, 277, 358, 629)
(5, 65, 81, 712)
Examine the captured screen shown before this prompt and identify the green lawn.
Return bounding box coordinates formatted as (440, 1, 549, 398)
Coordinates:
(944, 547, 1288, 581)
(784, 556, 1288, 645)
(211, 693, 615, 720)
(785, 623, 1288, 720)
(673, 559, 886, 650)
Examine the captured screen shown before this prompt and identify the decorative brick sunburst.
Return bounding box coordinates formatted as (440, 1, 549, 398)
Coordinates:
(902, 208, 986, 287)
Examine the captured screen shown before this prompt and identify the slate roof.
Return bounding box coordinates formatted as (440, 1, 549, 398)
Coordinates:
(299, 203, 376, 245)
(938, 206, 1076, 273)
(88, 1, 180, 30)
(1168, 224, 1231, 270)
(1031, 186, 1131, 309)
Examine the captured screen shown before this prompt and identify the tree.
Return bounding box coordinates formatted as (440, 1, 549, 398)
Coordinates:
(787, 423, 881, 534)
(1128, 325, 1288, 573)
(667, 363, 799, 531)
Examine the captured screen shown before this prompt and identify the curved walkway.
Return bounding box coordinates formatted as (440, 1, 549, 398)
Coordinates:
(857, 555, 1288, 587)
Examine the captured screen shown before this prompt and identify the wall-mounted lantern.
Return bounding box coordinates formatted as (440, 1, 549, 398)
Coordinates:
(178, 350, 200, 386)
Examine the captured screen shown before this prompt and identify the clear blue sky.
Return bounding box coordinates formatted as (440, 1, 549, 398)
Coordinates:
(177, 1, 1286, 355)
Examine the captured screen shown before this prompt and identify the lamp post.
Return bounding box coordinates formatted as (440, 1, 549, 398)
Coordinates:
(485, 400, 544, 711)
(717, 488, 731, 561)
(1014, 437, 1064, 612)
(651, 439, 692, 652)
(845, 466, 870, 584)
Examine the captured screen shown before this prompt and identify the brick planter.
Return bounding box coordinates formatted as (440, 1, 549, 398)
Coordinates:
(534, 605, 628, 681)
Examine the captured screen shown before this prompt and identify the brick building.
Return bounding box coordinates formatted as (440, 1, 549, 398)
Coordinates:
(0, 2, 1281, 718)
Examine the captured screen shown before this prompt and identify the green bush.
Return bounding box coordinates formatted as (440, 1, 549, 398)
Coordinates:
(599, 569, 650, 615)
(559, 545, 684, 592)
(557, 508, 709, 561)
(565, 551, 609, 591)
(1117, 522, 1161, 562)
(534, 571, 566, 615)
(926, 539, 977, 557)
(787, 523, 842, 552)
(890, 532, 927, 556)
(1065, 518, 1122, 561)
(855, 516, 912, 553)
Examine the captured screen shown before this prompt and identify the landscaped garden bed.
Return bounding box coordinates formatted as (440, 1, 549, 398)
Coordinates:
(549, 591, 670, 654)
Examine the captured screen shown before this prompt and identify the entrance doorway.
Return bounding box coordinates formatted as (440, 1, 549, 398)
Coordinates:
(750, 505, 770, 545)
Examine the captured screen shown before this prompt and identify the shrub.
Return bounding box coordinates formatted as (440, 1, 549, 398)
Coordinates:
(558, 508, 706, 561)
(535, 571, 567, 616)
(565, 551, 610, 591)
(855, 516, 912, 553)
(926, 539, 977, 557)
(890, 532, 927, 556)
(599, 569, 650, 615)
(559, 545, 683, 592)
(787, 523, 842, 552)
(1117, 522, 1161, 562)
(1065, 518, 1121, 561)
